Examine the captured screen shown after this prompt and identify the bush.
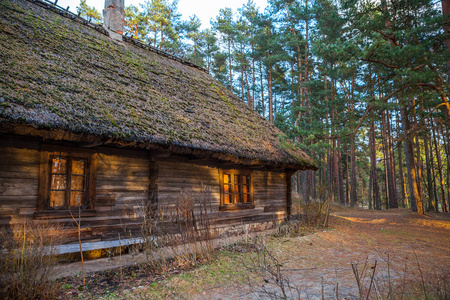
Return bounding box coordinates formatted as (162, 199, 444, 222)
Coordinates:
(0, 220, 61, 299)
(137, 185, 215, 271)
(273, 198, 330, 237)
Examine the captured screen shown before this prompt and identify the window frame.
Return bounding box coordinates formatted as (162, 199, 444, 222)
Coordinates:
(37, 145, 97, 214)
(219, 169, 254, 211)
(48, 155, 90, 210)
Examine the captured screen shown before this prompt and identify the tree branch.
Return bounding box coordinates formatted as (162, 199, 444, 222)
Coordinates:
(361, 58, 399, 69)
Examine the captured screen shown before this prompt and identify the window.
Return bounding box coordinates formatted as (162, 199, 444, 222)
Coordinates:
(220, 169, 254, 210)
(49, 157, 88, 209)
(37, 146, 97, 214)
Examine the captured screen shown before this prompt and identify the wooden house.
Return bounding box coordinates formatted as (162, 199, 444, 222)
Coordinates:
(0, 0, 316, 244)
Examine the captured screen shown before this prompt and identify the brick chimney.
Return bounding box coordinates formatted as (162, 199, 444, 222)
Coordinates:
(103, 0, 124, 41)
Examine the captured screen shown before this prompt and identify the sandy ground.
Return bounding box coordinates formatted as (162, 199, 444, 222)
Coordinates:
(56, 207, 450, 299)
(196, 207, 450, 299)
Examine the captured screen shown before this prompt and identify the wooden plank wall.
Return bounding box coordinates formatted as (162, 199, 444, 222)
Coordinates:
(0, 136, 288, 242)
(89, 150, 150, 239)
(213, 170, 286, 230)
(157, 160, 287, 232)
(157, 160, 221, 207)
(0, 137, 151, 242)
(0, 137, 40, 224)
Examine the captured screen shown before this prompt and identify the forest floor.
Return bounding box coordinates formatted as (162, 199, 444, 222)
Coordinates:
(56, 207, 450, 299)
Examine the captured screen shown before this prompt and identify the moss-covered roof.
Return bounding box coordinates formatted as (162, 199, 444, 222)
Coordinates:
(0, 0, 316, 170)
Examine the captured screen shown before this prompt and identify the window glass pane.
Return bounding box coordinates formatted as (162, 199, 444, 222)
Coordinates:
(243, 194, 248, 203)
(224, 174, 232, 184)
(234, 184, 241, 195)
(51, 175, 66, 190)
(234, 174, 241, 185)
(70, 191, 84, 207)
(50, 191, 65, 207)
(242, 176, 248, 184)
(72, 160, 86, 175)
(51, 158, 67, 174)
(243, 185, 248, 194)
(224, 184, 230, 193)
(234, 193, 241, 203)
(71, 176, 84, 191)
(224, 193, 230, 204)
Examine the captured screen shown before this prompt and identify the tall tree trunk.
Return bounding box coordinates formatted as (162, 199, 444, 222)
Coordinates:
(398, 141, 407, 208)
(259, 61, 265, 118)
(240, 65, 245, 101)
(368, 166, 373, 209)
(444, 126, 450, 210)
(370, 115, 381, 209)
(381, 109, 397, 208)
(244, 66, 251, 107)
(433, 127, 448, 212)
(251, 44, 256, 109)
(350, 136, 357, 207)
(337, 138, 346, 206)
(429, 131, 440, 212)
(268, 64, 273, 123)
(386, 110, 398, 207)
(401, 105, 423, 214)
(413, 103, 424, 204)
(346, 143, 350, 205)
(303, 1, 309, 111)
(442, 0, 450, 85)
(424, 131, 436, 212)
(228, 40, 233, 93)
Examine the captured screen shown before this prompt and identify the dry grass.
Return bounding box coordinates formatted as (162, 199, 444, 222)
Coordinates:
(54, 207, 449, 299)
(136, 186, 215, 272)
(273, 195, 331, 237)
(0, 220, 62, 299)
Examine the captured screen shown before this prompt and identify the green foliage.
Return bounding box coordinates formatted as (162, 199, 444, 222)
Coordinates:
(76, 0, 101, 24)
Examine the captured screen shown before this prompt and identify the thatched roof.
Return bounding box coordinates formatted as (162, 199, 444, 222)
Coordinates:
(0, 0, 316, 170)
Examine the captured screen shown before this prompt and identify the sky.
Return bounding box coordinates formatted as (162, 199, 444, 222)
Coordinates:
(55, 0, 269, 28)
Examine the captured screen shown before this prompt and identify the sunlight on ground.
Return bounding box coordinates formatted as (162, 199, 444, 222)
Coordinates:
(410, 219, 450, 230)
(333, 215, 388, 224)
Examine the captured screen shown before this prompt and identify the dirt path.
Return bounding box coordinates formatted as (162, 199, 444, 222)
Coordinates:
(57, 207, 449, 299)
(197, 207, 450, 300)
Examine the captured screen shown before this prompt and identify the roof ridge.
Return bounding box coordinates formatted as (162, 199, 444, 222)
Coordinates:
(26, 0, 208, 73)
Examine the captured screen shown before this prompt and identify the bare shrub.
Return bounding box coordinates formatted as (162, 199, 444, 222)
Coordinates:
(242, 236, 302, 300)
(351, 253, 450, 300)
(273, 198, 330, 237)
(137, 185, 215, 271)
(0, 220, 61, 299)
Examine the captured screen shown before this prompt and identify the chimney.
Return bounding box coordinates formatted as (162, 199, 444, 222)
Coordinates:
(103, 0, 125, 41)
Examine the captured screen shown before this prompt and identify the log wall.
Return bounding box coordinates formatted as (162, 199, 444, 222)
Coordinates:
(0, 136, 289, 243)
(0, 137, 40, 224)
(157, 160, 287, 235)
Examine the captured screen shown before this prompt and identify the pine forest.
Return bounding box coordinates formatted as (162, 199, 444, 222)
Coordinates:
(81, 0, 450, 214)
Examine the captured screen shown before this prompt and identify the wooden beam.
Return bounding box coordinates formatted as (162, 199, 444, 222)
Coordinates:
(285, 169, 296, 219)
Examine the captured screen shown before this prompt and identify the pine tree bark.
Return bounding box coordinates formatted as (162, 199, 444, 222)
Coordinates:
(337, 138, 346, 206)
(386, 110, 398, 207)
(350, 135, 357, 207)
(259, 62, 265, 118)
(267, 63, 273, 123)
(369, 115, 381, 209)
(345, 143, 350, 205)
(429, 132, 440, 212)
(442, 0, 450, 85)
(228, 40, 233, 93)
(401, 105, 423, 214)
(397, 141, 407, 208)
(413, 103, 424, 203)
(381, 109, 398, 208)
(424, 132, 436, 212)
(432, 127, 448, 212)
